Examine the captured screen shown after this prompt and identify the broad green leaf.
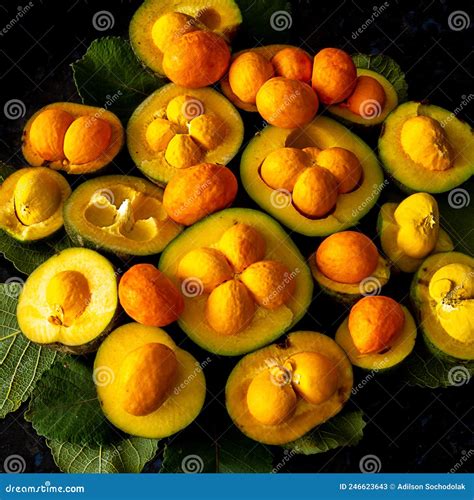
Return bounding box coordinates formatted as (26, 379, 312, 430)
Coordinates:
(402, 343, 474, 389)
(161, 427, 273, 473)
(72, 36, 165, 121)
(0, 160, 73, 275)
(236, 0, 293, 45)
(282, 410, 366, 455)
(48, 437, 159, 473)
(25, 357, 114, 445)
(352, 53, 408, 102)
(0, 283, 60, 418)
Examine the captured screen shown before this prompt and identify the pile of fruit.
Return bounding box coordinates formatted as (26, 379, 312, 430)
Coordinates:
(0, 0, 472, 470)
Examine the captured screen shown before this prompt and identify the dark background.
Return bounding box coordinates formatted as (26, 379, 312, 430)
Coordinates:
(0, 0, 473, 473)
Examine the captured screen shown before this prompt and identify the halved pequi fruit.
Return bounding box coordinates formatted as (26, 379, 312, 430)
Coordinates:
(17, 248, 119, 354)
(378, 193, 454, 273)
(0, 167, 71, 241)
(22, 102, 124, 175)
(127, 84, 244, 185)
(410, 252, 474, 363)
(335, 296, 417, 371)
(225, 331, 353, 445)
(94, 322, 206, 438)
(221, 44, 312, 113)
(240, 116, 384, 236)
(310, 231, 390, 305)
(63, 175, 182, 257)
(159, 208, 313, 356)
(378, 101, 474, 193)
(328, 54, 407, 126)
(130, 0, 241, 75)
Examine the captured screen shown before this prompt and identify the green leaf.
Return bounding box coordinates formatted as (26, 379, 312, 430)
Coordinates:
(72, 36, 165, 121)
(0, 160, 74, 275)
(236, 0, 293, 45)
(25, 357, 114, 445)
(352, 53, 408, 102)
(0, 282, 60, 418)
(402, 343, 474, 389)
(47, 437, 159, 473)
(282, 410, 366, 455)
(161, 427, 273, 473)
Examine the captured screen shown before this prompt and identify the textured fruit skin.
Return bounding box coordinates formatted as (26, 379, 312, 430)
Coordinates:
(246, 369, 297, 425)
(162, 31, 231, 88)
(146, 118, 178, 152)
(164, 134, 203, 169)
(205, 279, 255, 335)
(400, 115, 453, 171)
(119, 342, 178, 416)
(316, 231, 379, 284)
(177, 247, 233, 293)
(394, 192, 439, 259)
(163, 163, 238, 226)
(151, 12, 198, 52)
(312, 48, 357, 105)
(228, 51, 274, 104)
(345, 75, 386, 116)
(348, 296, 405, 354)
(29, 108, 74, 161)
(285, 352, 338, 404)
(272, 47, 313, 83)
(217, 223, 266, 273)
(241, 260, 295, 309)
(260, 147, 310, 191)
(119, 264, 184, 327)
(292, 166, 338, 218)
(316, 147, 362, 194)
(256, 77, 319, 128)
(46, 270, 91, 327)
(189, 113, 227, 150)
(63, 116, 112, 164)
(14, 169, 63, 225)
